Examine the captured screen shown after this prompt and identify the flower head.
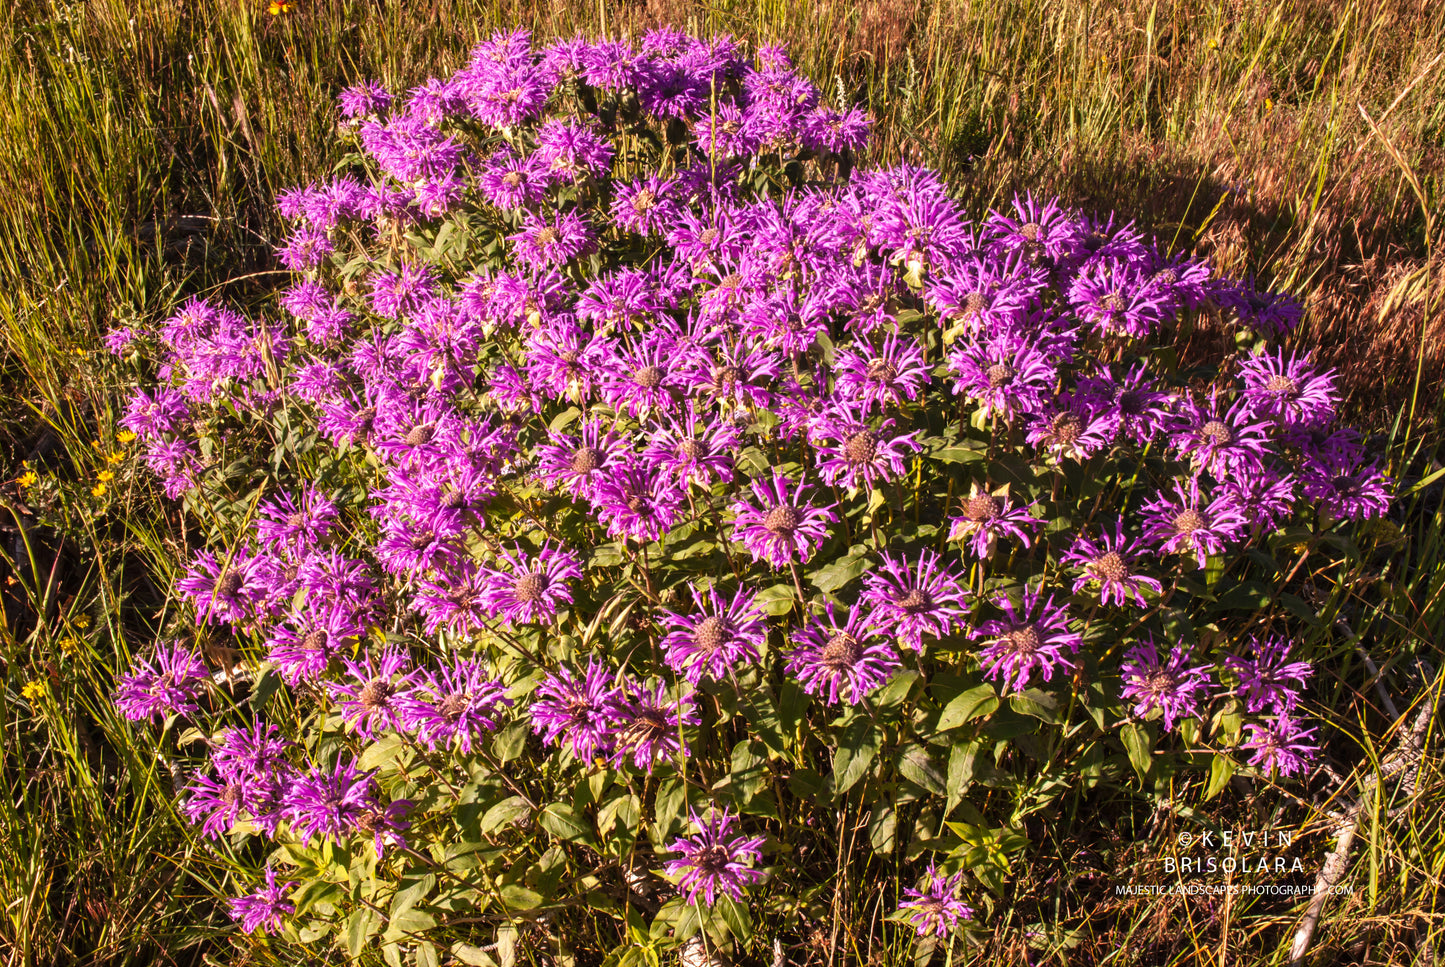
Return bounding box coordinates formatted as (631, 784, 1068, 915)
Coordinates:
(729, 472, 837, 567)
(227, 867, 296, 935)
(785, 603, 900, 705)
(859, 549, 969, 652)
(974, 585, 1081, 694)
(659, 584, 768, 685)
(1118, 638, 1214, 731)
(663, 808, 766, 907)
(897, 862, 974, 937)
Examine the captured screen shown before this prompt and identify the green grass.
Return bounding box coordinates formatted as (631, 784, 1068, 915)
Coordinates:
(0, 0, 1442, 964)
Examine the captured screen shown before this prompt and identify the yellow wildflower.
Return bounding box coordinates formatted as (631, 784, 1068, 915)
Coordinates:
(267, 0, 292, 13)
(21, 681, 45, 701)
(71, 614, 91, 630)
(18, 470, 37, 488)
(98, 470, 115, 482)
(59, 636, 82, 655)
(116, 430, 137, 444)
(91, 482, 107, 497)
(107, 451, 124, 464)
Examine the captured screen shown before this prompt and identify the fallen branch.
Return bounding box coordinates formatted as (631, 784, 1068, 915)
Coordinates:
(1289, 685, 1436, 965)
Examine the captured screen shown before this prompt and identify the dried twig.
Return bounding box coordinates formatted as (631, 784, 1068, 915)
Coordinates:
(1289, 685, 1437, 965)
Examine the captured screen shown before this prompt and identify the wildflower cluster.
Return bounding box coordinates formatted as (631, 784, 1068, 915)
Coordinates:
(109, 27, 1387, 958)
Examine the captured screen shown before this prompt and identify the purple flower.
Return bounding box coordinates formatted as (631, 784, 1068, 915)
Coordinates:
(534, 119, 614, 181)
(1237, 349, 1338, 428)
(263, 596, 365, 678)
(276, 226, 333, 271)
(327, 647, 414, 740)
(859, 549, 969, 652)
(663, 808, 766, 907)
(832, 331, 930, 413)
(338, 80, 392, 119)
(181, 770, 258, 840)
(1140, 477, 1249, 569)
(121, 387, 190, 441)
(1167, 389, 1273, 479)
(227, 867, 296, 936)
(1024, 396, 1115, 463)
(659, 584, 768, 685)
(398, 659, 511, 753)
(592, 465, 684, 544)
(1075, 362, 1173, 447)
(411, 561, 493, 638)
(477, 149, 550, 210)
(530, 658, 626, 764)
(785, 603, 900, 705)
(211, 719, 292, 783)
(1119, 638, 1214, 731)
(729, 472, 837, 567)
(1299, 455, 1392, 522)
(1060, 518, 1163, 607)
(368, 263, 436, 320)
(946, 329, 1058, 421)
(284, 757, 377, 845)
(643, 405, 739, 489)
(1067, 259, 1170, 339)
(1224, 635, 1313, 715)
(482, 543, 583, 627)
(897, 862, 974, 938)
(113, 643, 209, 721)
(609, 682, 699, 773)
(534, 419, 630, 502)
(973, 585, 1081, 693)
(947, 483, 1041, 561)
(355, 799, 413, 857)
(601, 337, 687, 416)
(1217, 280, 1303, 337)
(810, 408, 921, 491)
(254, 487, 338, 556)
(611, 175, 683, 236)
(1240, 715, 1319, 778)
(509, 209, 595, 267)
(985, 193, 1081, 265)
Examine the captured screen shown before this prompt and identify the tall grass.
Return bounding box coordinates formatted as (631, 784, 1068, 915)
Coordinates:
(0, 0, 1441, 964)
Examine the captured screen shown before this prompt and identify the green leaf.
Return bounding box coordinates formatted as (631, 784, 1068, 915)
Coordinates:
(930, 445, 985, 464)
(1009, 689, 1061, 724)
(390, 874, 436, 919)
(897, 745, 946, 796)
(869, 804, 898, 854)
(1120, 723, 1153, 782)
(753, 583, 796, 616)
(539, 802, 596, 846)
(654, 777, 687, 841)
(807, 551, 871, 593)
(498, 884, 544, 910)
(384, 907, 437, 941)
(713, 893, 752, 942)
(946, 740, 980, 811)
(1204, 754, 1236, 801)
(345, 908, 379, 958)
(480, 796, 532, 836)
(491, 720, 530, 763)
(831, 717, 881, 796)
(359, 734, 406, 771)
(938, 684, 999, 730)
(452, 943, 498, 967)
